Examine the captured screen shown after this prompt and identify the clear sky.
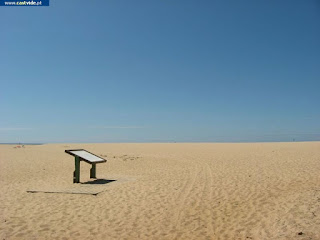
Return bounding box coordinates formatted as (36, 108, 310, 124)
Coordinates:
(1, 0, 319, 143)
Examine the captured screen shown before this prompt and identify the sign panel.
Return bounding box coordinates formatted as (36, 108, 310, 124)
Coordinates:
(65, 149, 106, 164)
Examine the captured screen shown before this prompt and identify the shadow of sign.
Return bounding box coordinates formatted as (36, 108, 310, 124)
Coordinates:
(82, 179, 116, 185)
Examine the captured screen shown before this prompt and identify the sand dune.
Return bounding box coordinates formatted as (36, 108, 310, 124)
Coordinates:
(1, 142, 320, 239)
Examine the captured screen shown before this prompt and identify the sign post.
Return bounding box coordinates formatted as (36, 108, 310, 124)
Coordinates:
(65, 149, 107, 183)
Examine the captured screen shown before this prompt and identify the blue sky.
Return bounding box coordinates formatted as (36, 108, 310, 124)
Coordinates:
(1, 0, 319, 143)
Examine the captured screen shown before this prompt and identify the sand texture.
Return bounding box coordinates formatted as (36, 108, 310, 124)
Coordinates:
(1, 142, 320, 240)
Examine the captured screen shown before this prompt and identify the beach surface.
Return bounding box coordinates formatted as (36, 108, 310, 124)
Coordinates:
(1, 142, 320, 240)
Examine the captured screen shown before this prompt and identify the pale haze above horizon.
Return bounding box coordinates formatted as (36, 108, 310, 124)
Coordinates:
(1, 0, 319, 143)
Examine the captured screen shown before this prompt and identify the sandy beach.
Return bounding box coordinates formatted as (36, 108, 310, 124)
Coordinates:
(0, 142, 319, 239)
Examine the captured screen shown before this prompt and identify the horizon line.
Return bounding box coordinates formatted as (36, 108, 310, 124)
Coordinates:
(1, 140, 320, 145)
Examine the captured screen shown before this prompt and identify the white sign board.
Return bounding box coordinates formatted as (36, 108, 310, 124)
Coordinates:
(65, 149, 106, 164)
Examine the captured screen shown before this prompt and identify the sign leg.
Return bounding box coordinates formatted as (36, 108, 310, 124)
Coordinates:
(74, 156, 80, 183)
(90, 163, 96, 178)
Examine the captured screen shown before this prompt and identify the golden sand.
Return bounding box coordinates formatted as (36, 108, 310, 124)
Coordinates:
(1, 142, 320, 239)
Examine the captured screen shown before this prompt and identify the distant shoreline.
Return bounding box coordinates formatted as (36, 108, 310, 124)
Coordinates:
(0, 143, 43, 145)
(1, 140, 320, 145)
